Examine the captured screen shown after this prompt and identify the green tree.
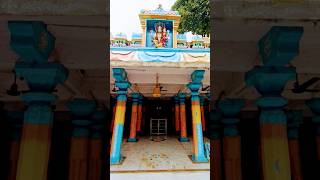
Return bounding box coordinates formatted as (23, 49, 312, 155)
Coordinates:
(172, 0, 210, 36)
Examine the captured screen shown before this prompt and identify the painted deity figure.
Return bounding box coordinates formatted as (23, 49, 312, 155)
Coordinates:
(152, 23, 169, 48)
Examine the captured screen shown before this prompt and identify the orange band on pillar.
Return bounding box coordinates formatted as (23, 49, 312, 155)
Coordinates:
(180, 104, 187, 138)
(129, 104, 138, 139)
(175, 105, 180, 132)
(288, 139, 302, 180)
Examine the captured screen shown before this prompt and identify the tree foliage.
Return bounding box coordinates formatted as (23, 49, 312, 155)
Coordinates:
(172, 0, 210, 36)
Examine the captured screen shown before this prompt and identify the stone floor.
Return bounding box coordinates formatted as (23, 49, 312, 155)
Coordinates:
(110, 171, 210, 180)
(110, 136, 210, 180)
(110, 137, 210, 173)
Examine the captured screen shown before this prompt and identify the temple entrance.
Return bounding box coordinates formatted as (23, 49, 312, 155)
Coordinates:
(110, 3, 210, 179)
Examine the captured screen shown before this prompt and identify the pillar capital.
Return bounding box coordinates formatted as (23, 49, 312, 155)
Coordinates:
(67, 98, 96, 117)
(306, 98, 320, 117)
(131, 93, 140, 104)
(178, 92, 186, 103)
(67, 98, 96, 138)
(217, 99, 245, 118)
(174, 95, 179, 103)
(217, 99, 244, 136)
(306, 98, 320, 135)
(286, 110, 303, 139)
(191, 70, 205, 83)
(8, 21, 55, 64)
(91, 111, 106, 139)
(200, 96, 205, 106)
(245, 66, 296, 97)
(258, 26, 303, 66)
(15, 63, 68, 92)
(209, 109, 222, 139)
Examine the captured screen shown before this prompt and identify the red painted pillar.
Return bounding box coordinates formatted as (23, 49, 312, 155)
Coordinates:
(178, 93, 189, 142)
(306, 98, 320, 162)
(136, 95, 143, 133)
(67, 99, 96, 180)
(174, 96, 180, 133)
(128, 93, 139, 142)
(218, 99, 244, 180)
(209, 109, 223, 180)
(287, 111, 303, 180)
(110, 98, 116, 133)
(88, 111, 105, 180)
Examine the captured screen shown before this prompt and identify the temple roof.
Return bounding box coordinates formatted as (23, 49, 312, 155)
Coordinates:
(177, 34, 187, 41)
(192, 35, 204, 42)
(140, 4, 180, 16)
(114, 32, 127, 40)
(132, 33, 142, 40)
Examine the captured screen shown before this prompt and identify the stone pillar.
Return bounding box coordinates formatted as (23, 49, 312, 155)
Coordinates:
(200, 96, 206, 131)
(174, 96, 180, 133)
(218, 99, 244, 180)
(206, 93, 211, 110)
(245, 26, 303, 180)
(173, 22, 179, 48)
(136, 95, 143, 133)
(110, 68, 131, 165)
(286, 110, 303, 180)
(67, 99, 96, 180)
(110, 96, 116, 133)
(209, 109, 223, 180)
(8, 21, 69, 180)
(6, 111, 23, 180)
(306, 98, 320, 161)
(88, 111, 105, 180)
(187, 70, 208, 162)
(128, 93, 139, 142)
(141, 25, 146, 47)
(178, 92, 189, 142)
(246, 66, 296, 180)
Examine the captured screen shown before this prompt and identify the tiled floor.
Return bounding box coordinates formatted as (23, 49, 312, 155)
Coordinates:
(110, 171, 210, 180)
(110, 136, 210, 172)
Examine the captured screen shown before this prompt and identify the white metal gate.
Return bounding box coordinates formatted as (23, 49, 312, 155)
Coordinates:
(150, 118, 167, 141)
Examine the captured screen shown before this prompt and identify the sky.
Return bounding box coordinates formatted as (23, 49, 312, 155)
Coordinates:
(110, 0, 193, 41)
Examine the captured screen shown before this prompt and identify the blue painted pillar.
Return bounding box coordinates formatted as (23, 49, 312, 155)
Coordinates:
(246, 66, 296, 180)
(246, 26, 303, 180)
(178, 92, 189, 142)
(88, 111, 106, 180)
(286, 110, 303, 180)
(110, 68, 131, 165)
(8, 21, 68, 180)
(306, 98, 320, 161)
(217, 99, 244, 180)
(67, 98, 96, 180)
(187, 70, 207, 162)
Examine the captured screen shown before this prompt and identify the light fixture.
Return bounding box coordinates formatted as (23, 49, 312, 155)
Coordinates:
(152, 73, 161, 98)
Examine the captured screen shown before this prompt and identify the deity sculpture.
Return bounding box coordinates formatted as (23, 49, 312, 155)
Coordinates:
(152, 22, 169, 48)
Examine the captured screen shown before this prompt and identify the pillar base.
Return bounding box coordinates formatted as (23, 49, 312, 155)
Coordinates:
(178, 137, 189, 142)
(110, 156, 124, 165)
(192, 155, 208, 163)
(127, 138, 138, 142)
